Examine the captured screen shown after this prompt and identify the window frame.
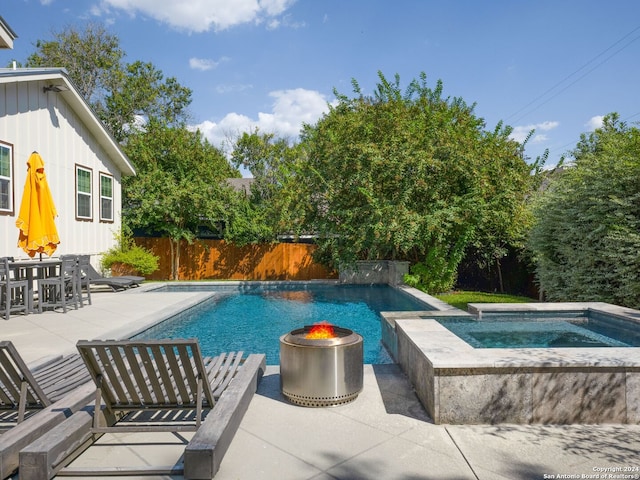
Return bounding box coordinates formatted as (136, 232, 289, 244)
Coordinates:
(99, 172, 114, 223)
(0, 140, 14, 216)
(75, 164, 93, 221)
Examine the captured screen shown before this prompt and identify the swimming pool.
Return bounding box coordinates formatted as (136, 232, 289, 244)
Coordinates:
(437, 311, 640, 348)
(135, 284, 431, 364)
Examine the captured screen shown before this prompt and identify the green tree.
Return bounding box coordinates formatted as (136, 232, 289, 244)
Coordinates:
(227, 130, 306, 244)
(24, 23, 192, 142)
(25, 22, 123, 103)
(299, 72, 533, 293)
(123, 121, 239, 279)
(528, 113, 640, 307)
(102, 60, 193, 142)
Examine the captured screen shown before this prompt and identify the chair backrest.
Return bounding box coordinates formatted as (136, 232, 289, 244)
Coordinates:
(59, 256, 78, 277)
(78, 255, 91, 274)
(0, 257, 8, 282)
(0, 341, 51, 411)
(0, 257, 19, 284)
(76, 339, 215, 411)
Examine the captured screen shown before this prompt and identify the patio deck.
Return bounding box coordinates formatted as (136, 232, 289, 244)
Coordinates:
(3, 284, 640, 479)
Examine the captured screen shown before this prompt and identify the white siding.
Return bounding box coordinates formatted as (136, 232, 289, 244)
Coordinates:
(0, 79, 124, 262)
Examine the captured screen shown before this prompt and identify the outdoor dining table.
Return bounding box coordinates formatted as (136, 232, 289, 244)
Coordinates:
(8, 259, 62, 313)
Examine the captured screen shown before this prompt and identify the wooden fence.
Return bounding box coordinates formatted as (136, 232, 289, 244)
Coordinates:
(134, 238, 337, 281)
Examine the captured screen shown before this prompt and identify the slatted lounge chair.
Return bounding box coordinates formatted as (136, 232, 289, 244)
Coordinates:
(20, 339, 266, 479)
(0, 341, 93, 478)
(86, 264, 144, 291)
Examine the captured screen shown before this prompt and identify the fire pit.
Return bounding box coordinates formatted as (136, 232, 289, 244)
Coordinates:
(280, 322, 363, 407)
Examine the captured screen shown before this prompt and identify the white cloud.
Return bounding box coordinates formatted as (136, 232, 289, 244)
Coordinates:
(586, 115, 604, 131)
(192, 88, 332, 152)
(99, 0, 297, 32)
(510, 121, 559, 143)
(189, 57, 227, 71)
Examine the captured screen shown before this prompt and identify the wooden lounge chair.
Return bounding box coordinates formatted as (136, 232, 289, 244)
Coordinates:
(0, 341, 88, 427)
(0, 341, 93, 478)
(86, 264, 144, 291)
(19, 339, 265, 479)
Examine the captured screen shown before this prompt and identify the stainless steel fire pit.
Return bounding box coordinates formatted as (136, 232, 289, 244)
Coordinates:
(280, 325, 363, 407)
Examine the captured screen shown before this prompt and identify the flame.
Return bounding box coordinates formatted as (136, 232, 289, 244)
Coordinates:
(305, 321, 336, 339)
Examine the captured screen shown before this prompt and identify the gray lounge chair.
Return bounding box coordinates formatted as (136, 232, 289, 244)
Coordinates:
(20, 339, 266, 479)
(0, 341, 92, 478)
(86, 264, 144, 291)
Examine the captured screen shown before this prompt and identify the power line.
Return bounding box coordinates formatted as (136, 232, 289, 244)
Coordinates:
(544, 111, 640, 161)
(506, 24, 640, 124)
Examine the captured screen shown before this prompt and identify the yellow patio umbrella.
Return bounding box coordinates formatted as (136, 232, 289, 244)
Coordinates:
(15, 151, 60, 258)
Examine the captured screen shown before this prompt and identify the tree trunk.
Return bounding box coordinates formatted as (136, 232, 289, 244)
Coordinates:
(175, 239, 181, 281)
(496, 257, 504, 293)
(169, 239, 175, 280)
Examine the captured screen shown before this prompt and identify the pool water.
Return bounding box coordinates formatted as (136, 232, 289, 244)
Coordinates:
(438, 313, 640, 348)
(135, 284, 430, 364)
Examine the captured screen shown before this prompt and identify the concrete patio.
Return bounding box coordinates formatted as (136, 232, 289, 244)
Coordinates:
(3, 285, 640, 479)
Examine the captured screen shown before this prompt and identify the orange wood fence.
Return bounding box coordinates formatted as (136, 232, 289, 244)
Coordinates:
(135, 238, 337, 281)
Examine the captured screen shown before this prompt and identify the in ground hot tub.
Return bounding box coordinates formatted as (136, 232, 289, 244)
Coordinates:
(280, 323, 363, 407)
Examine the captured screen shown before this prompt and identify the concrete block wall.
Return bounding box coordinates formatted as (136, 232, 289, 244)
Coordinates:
(339, 261, 409, 285)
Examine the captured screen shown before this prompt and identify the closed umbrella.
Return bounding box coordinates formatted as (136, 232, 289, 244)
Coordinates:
(15, 152, 60, 257)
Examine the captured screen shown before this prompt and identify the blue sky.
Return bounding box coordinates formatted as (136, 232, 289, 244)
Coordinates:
(2, 0, 640, 174)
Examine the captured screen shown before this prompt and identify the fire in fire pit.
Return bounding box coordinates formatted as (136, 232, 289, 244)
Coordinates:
(305, 321, 335, 339)
(280, 322, 363, 407)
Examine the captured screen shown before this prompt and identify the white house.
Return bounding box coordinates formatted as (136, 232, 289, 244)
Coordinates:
(0, 68, 136, 262)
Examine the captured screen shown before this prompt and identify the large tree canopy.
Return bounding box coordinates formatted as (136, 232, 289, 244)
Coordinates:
(123, 121, 239, 279)
(123, 121, 238, 279)
(298, 72, 534, 292)
(528, 113, 640, 307)
(227, 130, 306, 244)
(24, 23, 192, 142)
(25, 22, 123, 103)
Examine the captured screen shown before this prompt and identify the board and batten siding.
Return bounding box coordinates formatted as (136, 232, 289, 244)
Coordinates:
(0, 78, 124, 261)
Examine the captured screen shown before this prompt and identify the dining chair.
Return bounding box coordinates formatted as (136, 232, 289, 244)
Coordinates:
(76, 255, 92, 307)
(37, 256, 79, 313)
(0, 257, 30, 320)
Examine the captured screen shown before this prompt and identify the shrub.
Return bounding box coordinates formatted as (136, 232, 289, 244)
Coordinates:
(100, 227, 159, 276)
(100, 244, 159, 276)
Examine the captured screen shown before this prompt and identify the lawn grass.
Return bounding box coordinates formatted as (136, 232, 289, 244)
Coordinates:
(434, 290, 537, 311)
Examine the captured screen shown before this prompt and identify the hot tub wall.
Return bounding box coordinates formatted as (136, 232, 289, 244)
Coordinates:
(393, 318, 640, 424)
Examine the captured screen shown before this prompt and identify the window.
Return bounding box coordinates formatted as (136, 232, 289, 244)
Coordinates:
(76, 165, 92, 220)
(99, 173, 114, 222)
(0, 142, 13, 215)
